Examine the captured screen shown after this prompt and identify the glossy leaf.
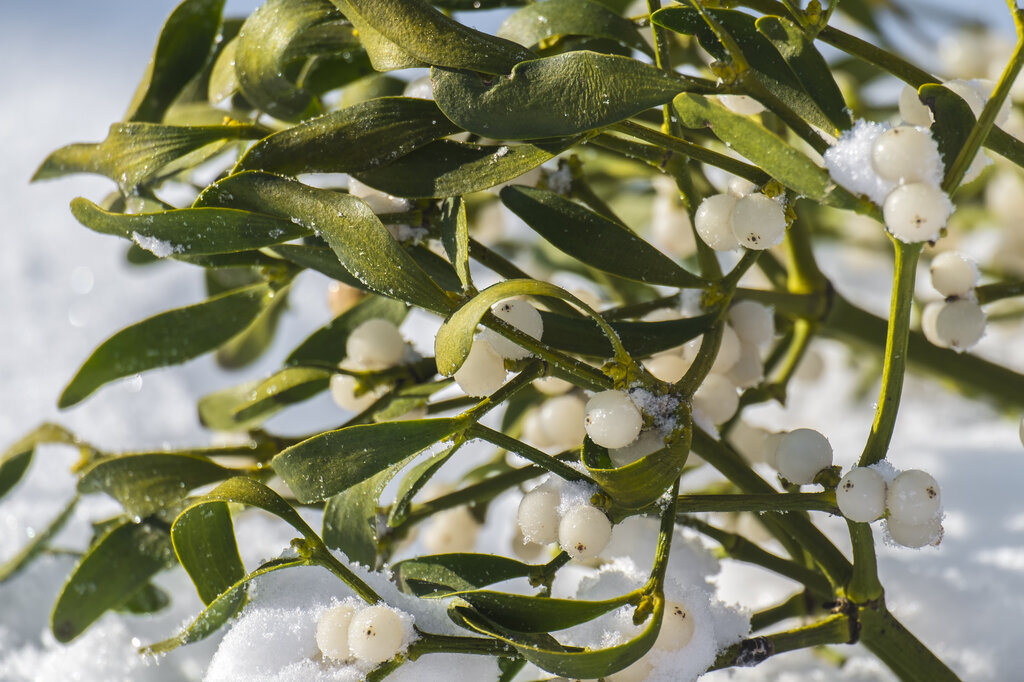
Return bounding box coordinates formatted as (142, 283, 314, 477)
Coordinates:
(500, 186, 705, 288)
(432, 51, 704, 140)
(541, 311, 714, 358)
(215, 279, 293, 369)
(59, 284, 271, 408)
(0, 423, 80, 501)
(756, 16, 852, 131)
(498, 0, 652, 56)
(172, 501, 246, 605)
(234, 97, 459, 175)
(51, 520, 176, 642)
(393, 553, 533, 597)
(386, 444, 458, 528)
(199, 367, 331, 431)
(652, 7, 832, 130)
(117, 582, 171, 615)
(287, 295, 408, 367)
(0, 496, 79, 583)
(672, 93, 830, 199)
(195, 172, 453, 313)
(69, 199, 308, 256)
(272, 244, 364, 287)
(124, 0, 226, 122)
(440, 197, 473, 293)
(234, 0, 336, 120)
(322, 466, 395, 568)
(338, 0, 534, 75)
(453, 590, 631, 633)
(919, 84, 976, 174)
(332, 0, 425, 72)
(77, 453, 237, 519)
(273, 419, 465, 503)
(34, 122, 263, 188)
(353, 138, 575, 199)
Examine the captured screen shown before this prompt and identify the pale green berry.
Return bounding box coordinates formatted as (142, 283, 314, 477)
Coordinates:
(347, 605, 405, 665)
(775, 428, 833, 484)
(584, 390, 643, 449)
(836, 468, 887, 523)
(316, 603, 357, 662)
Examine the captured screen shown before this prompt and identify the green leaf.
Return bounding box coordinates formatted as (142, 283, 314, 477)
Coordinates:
(77, 453, 237, 519)
(451, 596, 663, 678)
(651, 7, 832, 130)
(672, 93, 830, 199)
(34, 122, 263, 189)
(70, 199, 308, 258)
(273, 419, 465, 503)
(919, 84, 977, 175)
(332, 0, 424, 72)
(440, 197, 473, 293)
(172, 501, 246, 605)
(198, 367, 332, 431)
(0, 496, 79, 583)
(0, 423, 80, 501)
(500, 186, 705, 288)
(322, 466, 394, 568)
(338, 0, 534, 75)
(386, 445, 458, 529)
(234, 0, 337, 120)
(116, 582, 171, 615)
(337, 74, 408, 108)
(755, 16, 852, 131)
(235, 97, 459, 175)
(59, 283, 271, 408)
(272, 244, 365, 287)
(215, 279, 293, 369)
(541, 311, 714, 358)
(393, 553, 533, 597)
(287, 295, 408, 367)
(452, 590, 631, 633)
(432, 51, 704, 140)
(195, 172, 453, 313)
(353, 138, 575, 199)
(124, 0, 226, 122)
(498, 0, 652, 56)
(51, 520, 176, 642)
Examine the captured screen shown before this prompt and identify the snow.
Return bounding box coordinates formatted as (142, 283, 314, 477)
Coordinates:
(131, 231, 182, 258)
(823, 119, 898, 205)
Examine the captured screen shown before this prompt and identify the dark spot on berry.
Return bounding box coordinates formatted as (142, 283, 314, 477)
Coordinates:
(926, 486, 936, 498)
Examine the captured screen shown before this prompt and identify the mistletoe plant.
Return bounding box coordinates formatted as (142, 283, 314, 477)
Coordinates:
(5, 0, 1024, 680)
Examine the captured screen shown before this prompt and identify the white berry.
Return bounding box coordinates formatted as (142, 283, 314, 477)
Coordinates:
(930, 251, 979, 297)
(584, 390, 643, 449)
(731, 193, 787, 250)
(454, 339, 506, 397)
(692, 373, 739, 425)
(836, 468, 887, 523)
(608, 429, 664, 468)
(422, 506, 480, 554)
(517, 487, 561, 545)
(921, 299, 986, 351)
(727, 342, 765, 389)
(651, 175, 697, 259)
(695, 194, 740, 251)
(330, 361, 388, 413)
(346, 319, 405, 370)
(711, 324, 743, 374)
(655, 600, 696, 651)
(479, 299, 544, 360)
(887, 516, 943, 548)
(870, 126, 941, 184)
(537, 394, 587, 449)
(944, 79, 986, 118)
(645, 352, 689, 383)
(775, 428, 833, 484)
(883, 182, 953, 243)
(316, 603, 357, 662)
(887, 469, 941, 525)
(347, 605, 405, 665)
(558, 504, 612, 560)
(728, 301, 775, 347)
(534, 375, 573, 396)
(899, 84, 934, 126)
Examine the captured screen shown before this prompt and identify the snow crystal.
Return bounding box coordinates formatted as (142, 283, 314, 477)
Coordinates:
(131, 232, 182, 258)
(823, 120, 897, 205)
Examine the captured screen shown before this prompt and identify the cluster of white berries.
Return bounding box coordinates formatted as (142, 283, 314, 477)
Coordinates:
(922, 250, 986, 352)
(516, 483, 613, 560)
(836, 466, 943, 548)
(316, 601, 412, 668)
(330, 318, 410, 413)
(695, 186, 788, 252)
(605, 599, 697, 682)
(453, 299, 543, 397)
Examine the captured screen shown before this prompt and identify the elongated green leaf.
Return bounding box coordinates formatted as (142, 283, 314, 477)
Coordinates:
(199, 367, 331, 431)
(498, 0, 652, 56)
(196, 172, 453, 312)
(273, 419, 465, 503)
(172, 501, 246, 605)
(0, 496, 79, 583)
(143, 557, 302, 655)
(756, 16, 852, 131)
(51, 521, 176, 642)
(353, 138, 575, 199)
(236, 97, 459, 175)
(652, 7, 831, 130)
(393, 553, 533, 597)
(451, 597, 663, 678)
(338, 0, 534, 75)
(440, 197, 473, 293)
(387, 445, 457, 528)
(216, 279, 293, 369)
(287, 296, 408, 367)
(234, 0, 336, 120)
(432, 51, 706, 140)
(77, 454, 236, 519)
(673, 93, 830, 199)
(272, 244, 364, 287)
(117, 582, 171, 615)
(332, 0, 424, 71)
(919, 84, 977, 174)
(322, 466, 394, 568)
(69, 199, 309, 256)
(124, 0, 226, 122)
(34, 122, 263, 188)
(501, 186, 704, 288)
(541, 311, 714, 358)
(0, 423, 80, 500)
(453, 590, 631, 633)
(59, 284, 271, 408)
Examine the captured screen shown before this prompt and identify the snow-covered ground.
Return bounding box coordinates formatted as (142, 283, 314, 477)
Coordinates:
(2, 3, 1023, 681)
